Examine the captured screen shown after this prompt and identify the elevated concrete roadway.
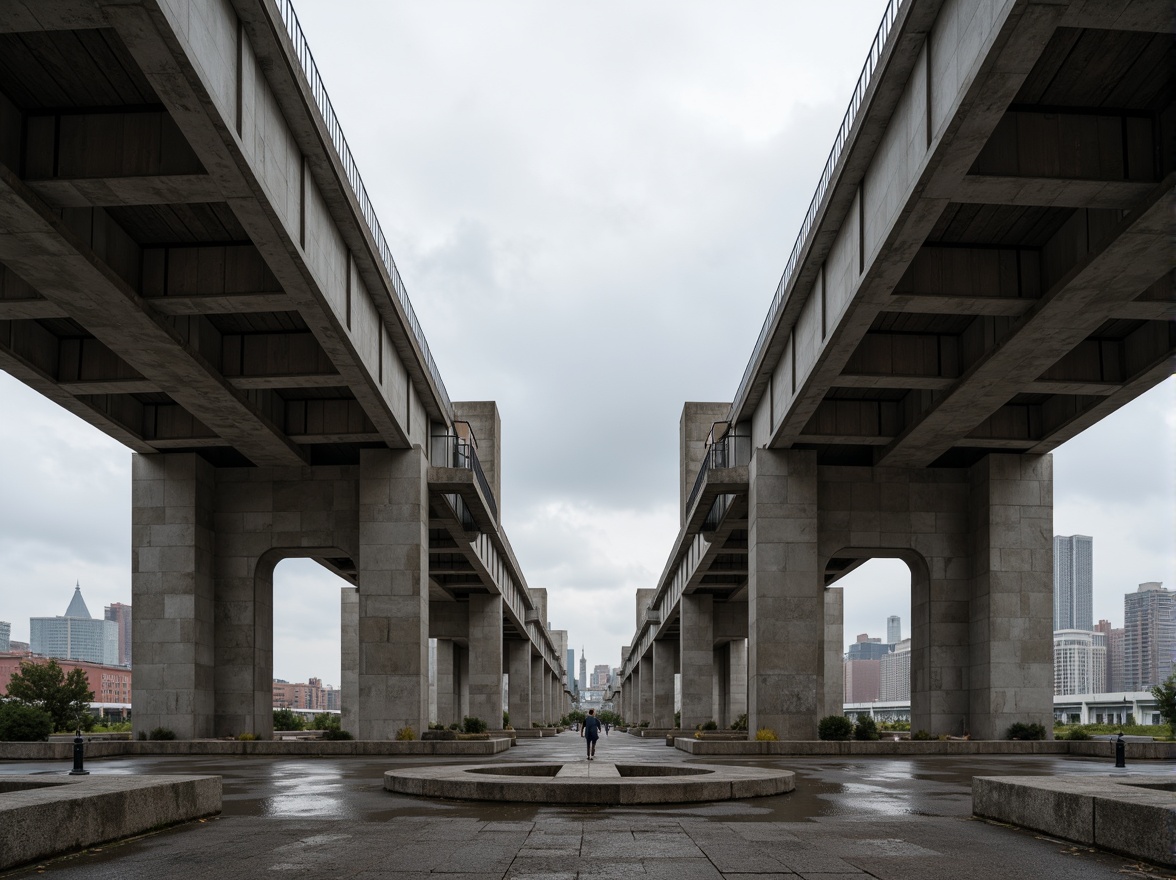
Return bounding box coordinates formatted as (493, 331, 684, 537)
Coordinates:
(617, 0, 1174, 741)
(0, 0, 571, 738)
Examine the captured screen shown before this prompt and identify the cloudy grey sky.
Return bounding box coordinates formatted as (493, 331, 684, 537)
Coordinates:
(1, 1, 1172, 689)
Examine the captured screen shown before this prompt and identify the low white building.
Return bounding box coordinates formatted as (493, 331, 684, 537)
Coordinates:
(1054, 629, 1107, 695)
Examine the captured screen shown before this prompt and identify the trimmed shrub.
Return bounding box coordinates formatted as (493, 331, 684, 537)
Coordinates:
(1065, 728, 1090, 741)
(148, 727, 176, 741)
(755, 728, 778, 741)
(701, 720, 718, 731)
(1005, 722, 1046, 741)
(323, 728, 353, 740)
(674, 711, 681, 728)
(0, 702, 53, 741)
(236, 732, 257, 741)
(462, 716, 488, 734)
(817, 715, 854, 741)
(853, 716, 880, 741)
(273, 708, 304, 731)
(911, 729, 932, 740)
(395, 726, 415, 741)
(502, 712, 510, 728)
(311, 713, 340, 731)
(730, 713, 749, 732)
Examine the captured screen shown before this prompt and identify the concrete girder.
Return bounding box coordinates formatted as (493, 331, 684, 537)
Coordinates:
(878, 178, 1175, 467)
(0, 167, 307, 466)
(91, 0, 425, 446)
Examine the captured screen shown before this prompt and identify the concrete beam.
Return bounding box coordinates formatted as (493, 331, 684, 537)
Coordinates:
(0, 167, 306, 466)
(879, 180, 1175, 467)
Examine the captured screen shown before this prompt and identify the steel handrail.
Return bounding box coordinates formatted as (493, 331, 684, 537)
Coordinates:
(430, 434, 499, 522)
(730, 0, 906, 417)
(275, 0, 453, 420)
(685, 431, 751, 515)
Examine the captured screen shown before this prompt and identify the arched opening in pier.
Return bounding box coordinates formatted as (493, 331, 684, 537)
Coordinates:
(270, 555, 354, 732)
(824, 555, 914, 729)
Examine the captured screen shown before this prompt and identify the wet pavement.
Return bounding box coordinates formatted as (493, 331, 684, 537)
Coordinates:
(1, 733, 1171, 878)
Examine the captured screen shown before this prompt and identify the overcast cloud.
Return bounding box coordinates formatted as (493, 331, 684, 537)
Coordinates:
(0, 1, 1172, 688)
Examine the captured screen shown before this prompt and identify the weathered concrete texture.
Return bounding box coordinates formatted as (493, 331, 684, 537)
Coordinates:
(530, 654, 546, 726)
(651, 639, 677, 728)
(680, 402, 731, 524)
(384, 761, 793, 804)
(356, 448, 429, 740)
(507, 639, 532, 729)
(0, 774, 221, 871)
(748, 448, 824, 740)
(973, 774, 1176, 867)
(132, 452, 217, 740)
(679, 593, 713, 730)
(0, 738, 513, 761)
(467, 594, 503, 728)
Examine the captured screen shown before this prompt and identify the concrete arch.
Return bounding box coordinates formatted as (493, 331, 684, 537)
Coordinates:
(821, 547, 937, 734)
(214, 546, 354, 740)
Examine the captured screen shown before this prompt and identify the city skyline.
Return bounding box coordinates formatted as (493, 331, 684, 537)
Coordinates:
(0, 0, 1172, 686)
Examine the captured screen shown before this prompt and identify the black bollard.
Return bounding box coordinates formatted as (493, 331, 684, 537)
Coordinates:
(1114, 732, 1126, 768)
(69, 729, 89, 776)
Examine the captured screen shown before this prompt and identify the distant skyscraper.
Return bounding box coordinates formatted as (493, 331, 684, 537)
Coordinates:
(846, 633, 890, 661)
(880, 639, 911, 701)
(30, 584, 118, 666)
(592, 664, 610, 688)
(1053, 535, 1093, 631)
(1123, 582, 1175, 690)
(104, 603, 132, 667)
(0, 621, 9, 652)
(1053, 630, 1106, 695)
(579, 647, 587, 692)
(843, 659, 880, 703)
(1094, 619, 1124, 692)
(886, 616, 901, 645)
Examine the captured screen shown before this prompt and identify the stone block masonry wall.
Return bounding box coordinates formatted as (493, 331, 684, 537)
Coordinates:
(132, 453, 216, 739)
(968, 454, 1053, 739)
(131, 448, 435, 740)
(356, 449, 430, 739)
(748, 449, 824, 740)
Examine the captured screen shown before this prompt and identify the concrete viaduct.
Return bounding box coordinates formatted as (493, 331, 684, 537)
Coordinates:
(0, 0, 572, 738)
(613, 0, 1175, 740)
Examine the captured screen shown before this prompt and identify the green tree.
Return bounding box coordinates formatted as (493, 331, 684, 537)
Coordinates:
(4, 659, 93, 732)
(0, 701, 54, 741)
(273, 708, 304, 731)
(1151, 671, 1176, 737)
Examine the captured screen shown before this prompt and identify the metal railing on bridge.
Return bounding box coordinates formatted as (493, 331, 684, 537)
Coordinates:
(731, 0, 907, 417)
(275, 0, 453, 420)
(430, 434, 499, 522)
(685, 429, 752, 516)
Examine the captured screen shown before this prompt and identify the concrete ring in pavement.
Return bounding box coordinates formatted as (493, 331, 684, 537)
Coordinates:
(383, 761, 794, 804)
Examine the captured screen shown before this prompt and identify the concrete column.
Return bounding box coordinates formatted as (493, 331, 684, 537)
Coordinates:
(341, 586, 359, 735)
(967, 454, 1053, 740)
(507, 640, 531, 729)
(530, 655, 546, 726)
(713, 646, 728, 725)
(467, 594, 503, 727)
(635, 654, 651, 724)
(679, 592, 713, 729)
(748, 448, 824, 740)
(434, 639, 457, 727)
(727, 639, 748, 724)
(824, 588, 844, 717)
(357, 448, 429, 739)
(457, 645, 470, 719)
(131, 453, 216, 740)
(652, 640, 678, 727)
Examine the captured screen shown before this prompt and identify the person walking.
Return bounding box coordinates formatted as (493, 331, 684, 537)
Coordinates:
(581, 708, 601, 760)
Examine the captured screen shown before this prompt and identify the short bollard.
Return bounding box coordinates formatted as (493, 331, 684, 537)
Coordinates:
(1114, 733, 1126, 769)
(69, 729, 89, 776)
